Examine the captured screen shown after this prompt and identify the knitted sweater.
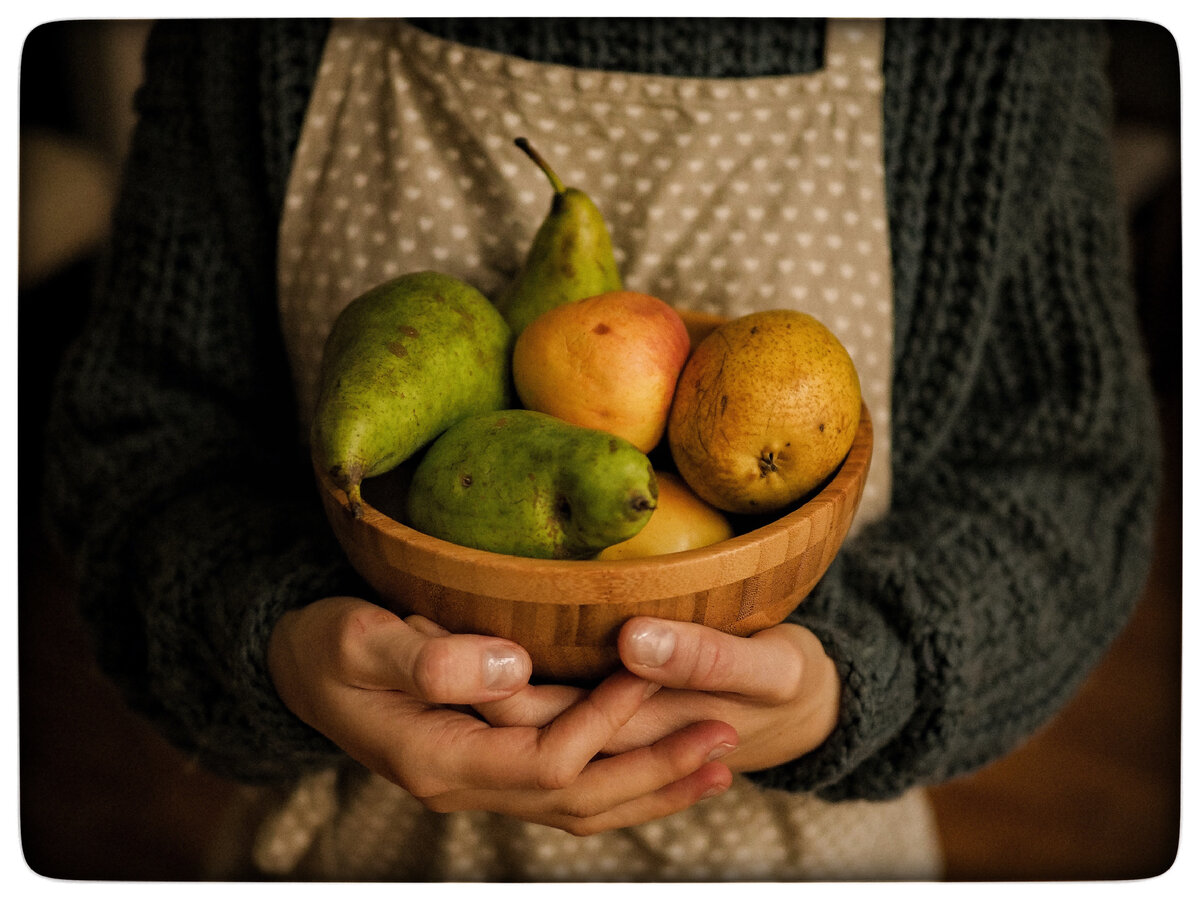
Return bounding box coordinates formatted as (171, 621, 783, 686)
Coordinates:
(44, 18, 1160, 801)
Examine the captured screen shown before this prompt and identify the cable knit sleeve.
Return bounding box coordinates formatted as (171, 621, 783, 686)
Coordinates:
(749, 20, 1161, 800)
(42, 20, 352, 782)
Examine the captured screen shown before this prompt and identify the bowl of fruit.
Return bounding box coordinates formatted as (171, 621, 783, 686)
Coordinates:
(310, 139, 873, 682)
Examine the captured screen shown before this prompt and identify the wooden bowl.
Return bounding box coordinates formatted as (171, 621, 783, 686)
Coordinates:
(313, 313, 873, 682)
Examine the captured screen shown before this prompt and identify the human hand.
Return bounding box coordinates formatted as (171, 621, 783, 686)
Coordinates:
(478, 617, 841, 773)
(268, 597, 738, 834)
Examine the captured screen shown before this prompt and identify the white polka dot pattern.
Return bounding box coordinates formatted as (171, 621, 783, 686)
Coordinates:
(253, 771, 942, 880)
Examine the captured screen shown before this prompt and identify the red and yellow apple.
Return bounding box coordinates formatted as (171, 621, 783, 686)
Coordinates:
(511, 291, 691, 453)
(597, 471, 734, 559)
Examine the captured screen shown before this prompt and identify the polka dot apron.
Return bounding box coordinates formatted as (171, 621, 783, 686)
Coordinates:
(259, 18, 941, 880)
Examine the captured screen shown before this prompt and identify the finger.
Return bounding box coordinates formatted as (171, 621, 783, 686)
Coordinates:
(405, 614, 593, 727)
(619, 618, 806, 702)
(345, 606, 532, 704)
(556, 760, 734, 836)
(400, 615, 538, 703)
(435, 720, 738, 834)
(441, 671, 657, 792)
(521, 670, 656, 790)
(555, 718, 737, 819)
(474, 682, 588, 728)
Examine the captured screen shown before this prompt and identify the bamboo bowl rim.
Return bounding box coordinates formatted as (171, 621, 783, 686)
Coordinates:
(314, 401, 872, 606)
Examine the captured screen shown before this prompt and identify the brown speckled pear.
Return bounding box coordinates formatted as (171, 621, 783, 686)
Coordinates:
(668, 309, 862, 515)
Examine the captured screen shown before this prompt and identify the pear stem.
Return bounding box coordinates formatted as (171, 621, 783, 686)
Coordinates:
(514, 136, 565, 195)
(347, 482, 364, 519)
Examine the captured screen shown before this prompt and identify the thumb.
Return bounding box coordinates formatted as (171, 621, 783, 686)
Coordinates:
(345, 605, 533, 705)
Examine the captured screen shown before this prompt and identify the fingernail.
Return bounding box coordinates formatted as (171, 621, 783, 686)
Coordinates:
(700, 783, 729, 800)
(627, 621, 676, 668)
(706, 742, 736, 763)
(483, 647, 526, 690)
(643, 681, 662, 699)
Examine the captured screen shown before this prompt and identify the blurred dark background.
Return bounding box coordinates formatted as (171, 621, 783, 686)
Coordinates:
(17, 19, 1182, 881)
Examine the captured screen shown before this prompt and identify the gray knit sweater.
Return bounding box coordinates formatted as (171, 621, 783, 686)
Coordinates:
(43, 18, 1160, 802)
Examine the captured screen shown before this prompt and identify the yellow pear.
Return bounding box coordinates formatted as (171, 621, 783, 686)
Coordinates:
(667, 309, 861, 515)
(597, 472, 733, 559)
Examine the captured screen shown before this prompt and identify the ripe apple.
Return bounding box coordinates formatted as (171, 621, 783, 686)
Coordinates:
(597, 471, 734, 559)
(512, 291, 691, 452)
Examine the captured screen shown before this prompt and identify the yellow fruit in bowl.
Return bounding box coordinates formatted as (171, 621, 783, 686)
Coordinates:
(597, 472, 734, 559)
(668, 309, 862, 515)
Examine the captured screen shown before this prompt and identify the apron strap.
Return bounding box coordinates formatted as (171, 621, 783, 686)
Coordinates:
(824, 18, 885, 90)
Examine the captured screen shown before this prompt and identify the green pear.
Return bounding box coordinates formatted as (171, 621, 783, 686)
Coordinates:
(312, 271, 513, 517)
(494, 137, 623, 335)
(407, 410, 657, 559)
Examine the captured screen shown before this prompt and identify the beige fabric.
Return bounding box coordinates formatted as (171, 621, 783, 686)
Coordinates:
(266, 18, 939, 881)
(253, 768, 940, 882)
